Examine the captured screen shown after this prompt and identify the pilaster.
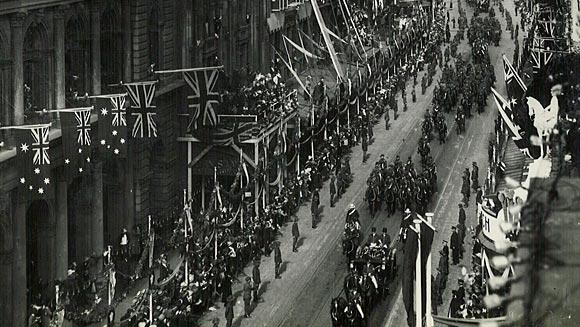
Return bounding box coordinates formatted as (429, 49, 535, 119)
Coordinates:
(90, 2, 102, 95)
(10, 12, 26, 125)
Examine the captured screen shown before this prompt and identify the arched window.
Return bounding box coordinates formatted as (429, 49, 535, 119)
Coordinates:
(101, 9, 122, 93)
(148, 6, 160, 69)
(65, 15, 89, 104)
(24, 23, 51, 116)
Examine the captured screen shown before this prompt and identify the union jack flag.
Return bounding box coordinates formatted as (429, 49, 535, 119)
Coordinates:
(502, 55, 527, 102)
(183, 69, 221, 130)
(75, 110, 92, 146)
(125, 81, 158, 138)
(32, 126, 50, 165)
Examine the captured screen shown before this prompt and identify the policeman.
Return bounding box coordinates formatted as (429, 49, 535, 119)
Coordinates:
(292, 217, 300, 252)
(274, 242, 282, 279)
(243, 277, 253, 318)
(330, 173, 337, 207)
(450, 226, 460, 264)
(252, 261, 261, 303)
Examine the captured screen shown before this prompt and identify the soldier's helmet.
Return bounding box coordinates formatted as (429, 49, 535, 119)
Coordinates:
(349, 203, 356, 210)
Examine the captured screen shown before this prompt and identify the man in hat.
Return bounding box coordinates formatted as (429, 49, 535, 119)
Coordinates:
(274, 242, 283, 279)
(476, 187, 483, 206)
(458, 203, 466, 226)
(119, 227, 130, 260)
(398, 208, 413, 243)
(252, 261, 261, 303)
(292, 217, 300, 252)
(471, 162, 479, 193)
(362, 134, 368, 163)
(367, 227, 380, 246)
(461, 172, 470, 207)
(225, 295, 234, 327)
(379, 227, 391, 249)
(243, 277, 253, 318)
(450, 226, 460, 264)
(158, 254, 170, 282)
(311, 188, 320, 229)
(346, 203, 359, 223)
(330, 173, 337, 207)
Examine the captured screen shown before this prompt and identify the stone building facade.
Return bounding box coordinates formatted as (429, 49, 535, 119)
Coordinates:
(0, 0, 322, 325)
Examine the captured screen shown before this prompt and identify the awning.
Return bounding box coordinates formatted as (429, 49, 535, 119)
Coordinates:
(267, 12, 286, 33)
(189, 146, 248, 176)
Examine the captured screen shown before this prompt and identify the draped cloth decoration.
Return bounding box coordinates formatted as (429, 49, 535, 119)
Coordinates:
(156, 255, 185, 287)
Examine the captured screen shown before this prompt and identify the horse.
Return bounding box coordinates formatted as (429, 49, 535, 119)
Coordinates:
(342, 237, 358, 262)
(330, 296, 348, 327)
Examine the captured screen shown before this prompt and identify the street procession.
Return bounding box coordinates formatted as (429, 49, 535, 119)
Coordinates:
(1, 0, 580, 326)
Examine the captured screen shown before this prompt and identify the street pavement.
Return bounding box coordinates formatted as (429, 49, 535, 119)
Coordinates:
(383, 0, 526, 326)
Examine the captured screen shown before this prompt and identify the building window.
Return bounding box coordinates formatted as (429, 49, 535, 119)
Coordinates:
(65, 16, 89, 104)
(24, 23, 51, 117)
(101, 9, 122, 93)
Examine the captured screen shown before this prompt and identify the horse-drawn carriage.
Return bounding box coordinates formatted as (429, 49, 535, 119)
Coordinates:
(332, 244, 398, 327)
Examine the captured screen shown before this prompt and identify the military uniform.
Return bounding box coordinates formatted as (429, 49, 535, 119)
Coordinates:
(243, 278, 253, 318)
(252, 263, 261, 302)
(292, 219, 300, 252)
(330, 175, 337, 207)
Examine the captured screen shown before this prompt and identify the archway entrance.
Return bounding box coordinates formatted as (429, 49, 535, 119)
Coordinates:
(26, 200, 52, 307)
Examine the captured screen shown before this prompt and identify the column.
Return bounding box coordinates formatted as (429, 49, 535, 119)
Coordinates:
(54, 9, 66, 111)
(12, 197, 26, 327)
(10, 12, 26, 125)
(92, 162, 104, 272)
(90, 3, 102, 95)
(122, 0, 132, 82)
(55, 181, 68, 280)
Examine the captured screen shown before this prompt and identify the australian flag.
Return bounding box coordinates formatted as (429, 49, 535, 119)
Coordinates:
(61, 107, 94, 179)
(11, 124, 53, 198)
(96, 94, 128, 158)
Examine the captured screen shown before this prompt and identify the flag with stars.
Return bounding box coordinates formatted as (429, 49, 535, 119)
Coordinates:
(61, 107, 94, 179)
(124, 81, 158, 138)
(11, 124, 54, 198)
(96, 94, 128, 158)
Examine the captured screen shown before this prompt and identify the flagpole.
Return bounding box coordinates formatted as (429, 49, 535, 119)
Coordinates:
(414, 218, 422, 327)
(425, 213, 434, 327)
(153, 66, 224, 74)
(148, 214, 153, 324)
(183, 189, 189, 286)
(297, 115, 301, 175)
(310, 103, 315, 160)
(214, 167, 218, 261)
(240, 149, 244, 230)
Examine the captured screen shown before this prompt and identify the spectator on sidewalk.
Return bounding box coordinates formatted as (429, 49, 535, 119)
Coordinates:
(225, 295, 234, 327)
